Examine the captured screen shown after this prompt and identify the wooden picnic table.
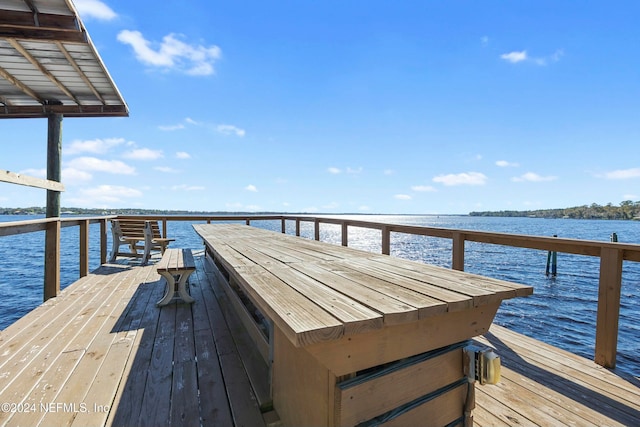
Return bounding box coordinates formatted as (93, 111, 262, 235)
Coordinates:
(193, 223, 533, 427)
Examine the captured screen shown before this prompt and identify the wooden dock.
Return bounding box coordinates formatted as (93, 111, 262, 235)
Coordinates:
(0, 252, 638, 426)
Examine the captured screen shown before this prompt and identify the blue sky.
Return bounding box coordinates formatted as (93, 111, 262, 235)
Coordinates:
(2, 1, 639, 214)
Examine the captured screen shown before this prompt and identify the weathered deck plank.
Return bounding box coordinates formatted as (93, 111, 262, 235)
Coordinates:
(0, 246, 638, 427)
(0, 253, 268, 427)
(474, 324, 640, 426)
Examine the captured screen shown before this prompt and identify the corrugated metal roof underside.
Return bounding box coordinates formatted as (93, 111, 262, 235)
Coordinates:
(0, 0, 128, 118)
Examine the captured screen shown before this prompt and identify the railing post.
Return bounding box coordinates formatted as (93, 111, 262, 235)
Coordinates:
(314, 219, 320, 241)
(381, 226, 390, 255)
(162, 218, 168, 238)
(246, 218, 250, 226)
(452, 232, 465, 271)
(100, 219, 107, 265)
(80, 219, 89, 277)
(295, 219, 301, 236)
(44, 219, 61, 301)
(595, 246, 623, 368)
(281, 218, 286, 234)
(341, 222, 348, 247)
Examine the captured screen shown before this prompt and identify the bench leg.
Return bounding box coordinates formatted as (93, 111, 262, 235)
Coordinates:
(157, 270, 195, 306)
(177, 270, 195, 303)
(109, 240, 121, 262)
(142, 244, 151, 265)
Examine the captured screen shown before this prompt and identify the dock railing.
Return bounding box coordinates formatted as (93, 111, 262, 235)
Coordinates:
(1, 213, 638, 370)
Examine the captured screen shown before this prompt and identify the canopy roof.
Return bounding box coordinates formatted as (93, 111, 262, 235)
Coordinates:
(0, 0, 128, 118)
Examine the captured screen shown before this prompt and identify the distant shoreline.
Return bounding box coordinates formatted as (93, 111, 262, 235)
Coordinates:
(0, 208, 465, 217)
(3, 201, 639, 220)
(471, 201, 640, 221)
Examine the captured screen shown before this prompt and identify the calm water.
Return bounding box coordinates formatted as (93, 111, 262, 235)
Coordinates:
(1, 214, 638, 378)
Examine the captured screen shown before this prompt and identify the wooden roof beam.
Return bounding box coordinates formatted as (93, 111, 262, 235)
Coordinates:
(0, 104, 128, 118)
(0, 63, 45, 103)
(0, 10, 85, 43)
(56, 41, 106, 104)
(8, 38, 81, 106)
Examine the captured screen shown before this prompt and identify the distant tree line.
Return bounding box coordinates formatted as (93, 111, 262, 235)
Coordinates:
(470, 201, 640, 220)
(0, 207, 226, 216)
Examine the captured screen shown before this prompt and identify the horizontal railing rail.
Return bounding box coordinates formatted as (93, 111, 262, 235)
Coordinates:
(1, 213, 637, 370)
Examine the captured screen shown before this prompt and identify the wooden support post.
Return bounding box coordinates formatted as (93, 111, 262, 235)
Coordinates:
(246, 218, 250, 226)
(314, 219, 320, 241)
(162, 219, 168, 238)
(100, 219, 107, 265)
(381, 226, 390, 255)
(46, 113, 62, 219)
(44, 220, 61, 300)
(44, 113, 62, 301)
(595, 247, 623, 368)
(452, 232, 465, 271)
(295, 219, 301, 236)
(281, 218, 286, 234)
(80, 219, 89, 277)
(341, 222, 348, 247)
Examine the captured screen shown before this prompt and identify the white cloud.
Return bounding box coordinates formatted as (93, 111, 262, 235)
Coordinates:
(176, 152, 191, 159)
(512, 172, 557, 182)
(433, 172, 487, 186)
(551, 49, 564, 62)
(347, 167, 363, 174)
(394, 194, 412, 200)
(117, 30, 222, 76)
(496, 160, 519, 167)
(323, 202, 339, 209)
(67, 157, 136, 175)
(78, 185, 143, 203)
(501, 51, 527, 63)
(328, 167, 341, 174)
(65, 138, 125, 155)
(216, 124, 246, 137)
(185, 117, 200, 125)
(623, 194, 638, 200)
(501, 49, 564, 66)
(411, 185, 437, 192)
(62, 168, 93, 184)
(481, 36, 489, 47)
(358, 205, 370, 211)
(383, 169, 394, 175)
(123, 148, 163, 160)
(245, 184, 258, 192)
(170, 184, 205, 191)
(155, 166, 179, 173)
(19, 168, 46, 178)
(602, 168, 640, 180)
(158, 124, 185, 131)
(74, 0, 117, 20)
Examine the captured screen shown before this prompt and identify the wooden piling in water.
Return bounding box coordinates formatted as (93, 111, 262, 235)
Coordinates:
(546, 234, 558, 277)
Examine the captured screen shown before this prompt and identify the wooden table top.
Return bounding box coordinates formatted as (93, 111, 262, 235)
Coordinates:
(193, 223, 533, 347)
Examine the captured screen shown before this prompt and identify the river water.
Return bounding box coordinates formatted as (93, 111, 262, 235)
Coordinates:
(1, 214, 638, 378)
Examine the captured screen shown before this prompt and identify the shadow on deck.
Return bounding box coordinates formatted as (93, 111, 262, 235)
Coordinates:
(0, 251, 272, 427)
(0, 252, 638, 426)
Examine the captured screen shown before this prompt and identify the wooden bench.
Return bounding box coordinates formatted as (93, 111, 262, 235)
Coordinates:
(110, 219, 175, 265)
(156, 248, 196, 306)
